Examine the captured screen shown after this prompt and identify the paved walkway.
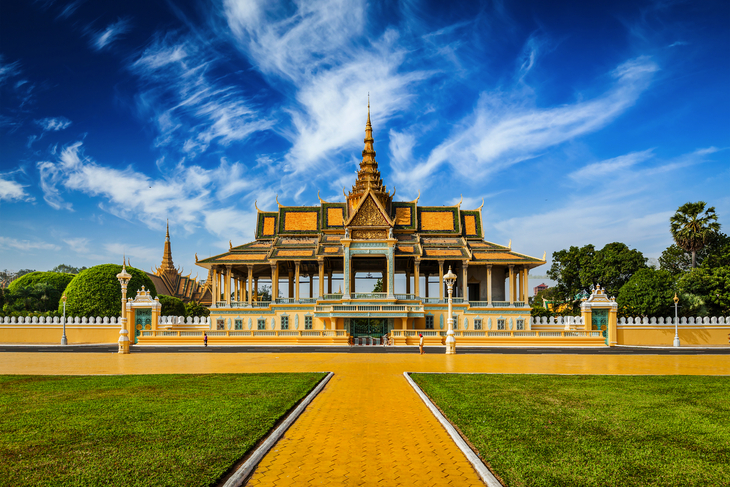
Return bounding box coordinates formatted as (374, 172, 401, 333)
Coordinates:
(2, 352, 728, 486)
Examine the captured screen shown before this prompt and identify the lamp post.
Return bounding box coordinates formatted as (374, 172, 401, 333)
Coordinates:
(61, 294, 67, 345)
(116, 259, 132, 354)
(673, 293, 680, 348)
(444, 266, 457, 355)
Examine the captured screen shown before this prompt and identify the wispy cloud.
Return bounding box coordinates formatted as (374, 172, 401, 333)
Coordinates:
(35, 116, 72, 132)
(393, 56, 659, 189)
(569, 149, 655, 181)
(0, 236, 59, 251)
(35, 141, 263, 242)
(91, 18, 131, 51)
(63, 237, 90, 254)
(103, 242, 159, 264)
(222, 0, 431, 177)
(130, 33, 273, 158)
(0, 172, 34, 203)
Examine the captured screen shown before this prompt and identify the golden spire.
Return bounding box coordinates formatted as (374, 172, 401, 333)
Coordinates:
(160, 220, 175, 273)
(347, 95, 391, 214)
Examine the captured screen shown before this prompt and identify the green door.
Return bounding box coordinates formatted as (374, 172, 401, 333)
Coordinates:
(135, 309, 152, 344)
(592, 309, 609, 345)
(351, 318, 385, 337)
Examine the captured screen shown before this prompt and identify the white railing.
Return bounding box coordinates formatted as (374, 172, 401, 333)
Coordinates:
(317, 305, 423, 313)
(322, 294, 343, 300)
(353, 292, 389, 299)
(0, 315, 122, 325)
(619, 316, 729, 325)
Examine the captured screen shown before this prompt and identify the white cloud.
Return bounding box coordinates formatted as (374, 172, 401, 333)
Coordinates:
(104, 243, 159, 264)
(130, 34, 273, 158)
(0, 236, 60, 251)
(0, 173, 34, 203)
(35, 117, 72, 132)
(394, 56, 659, 189)
(35, 141, 269, 239)
(92, 18, 131, 51)
(222, 0, 431, 174)
(63, 237, 90, 254)
(569, 149, 655, 182)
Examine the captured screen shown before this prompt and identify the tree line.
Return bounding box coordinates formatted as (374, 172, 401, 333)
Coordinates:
(534, 201, 728, 317)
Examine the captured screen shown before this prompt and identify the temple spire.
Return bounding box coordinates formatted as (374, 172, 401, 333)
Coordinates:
(346, 96, 392, 215)
(160, 220, 174, 272)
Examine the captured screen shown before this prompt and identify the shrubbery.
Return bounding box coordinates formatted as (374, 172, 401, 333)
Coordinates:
(184, 301, 210, 318)
(3, 272, 75, 314)
(158, 295, 186, 317)
(61, 264, 156, 317)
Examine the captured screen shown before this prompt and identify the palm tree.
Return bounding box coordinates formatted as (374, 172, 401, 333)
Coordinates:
(670, 201, 721, 268)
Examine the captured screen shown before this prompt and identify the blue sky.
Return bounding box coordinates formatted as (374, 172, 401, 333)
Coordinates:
(1, 0, 728, 282)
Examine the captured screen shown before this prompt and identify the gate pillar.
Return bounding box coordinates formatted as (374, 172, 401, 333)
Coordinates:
(580, 284, 618, 346)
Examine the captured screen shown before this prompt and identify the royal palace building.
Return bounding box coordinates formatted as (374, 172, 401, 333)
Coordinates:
(193, 106, 546, 345)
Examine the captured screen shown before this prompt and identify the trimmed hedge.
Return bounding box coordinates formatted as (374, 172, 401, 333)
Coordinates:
(5, 272, 75, 313)
(158, 295, 185, 317)
(61, 265, 157, 317)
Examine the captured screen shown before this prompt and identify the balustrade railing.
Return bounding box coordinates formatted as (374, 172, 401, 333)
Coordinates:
(352, 292, 389, 300)
(321, 294, 343, 300)
(394, 294, 417, 300)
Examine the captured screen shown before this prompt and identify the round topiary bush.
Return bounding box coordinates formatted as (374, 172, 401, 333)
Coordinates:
(158, 295, 185, 317)
(61, 264, 157, 317)
(6, 271, 75, 313)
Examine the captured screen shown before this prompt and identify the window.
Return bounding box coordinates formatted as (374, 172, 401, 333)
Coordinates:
(281, 316, 289, 330)
(257, 318, 266, 330)
(216, 318, 225, 330)
(474, 319, 482, 330)
(516, 319, 524, 330)
(305, 316, 313, 330)
(497, 319, 505, 330)
(234, 319, 243, 330)
(425, 316, 434, 329)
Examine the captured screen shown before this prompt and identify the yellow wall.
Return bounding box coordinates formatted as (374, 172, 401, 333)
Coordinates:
(0, 325, 119, 344)
(618, 326, 730, 346)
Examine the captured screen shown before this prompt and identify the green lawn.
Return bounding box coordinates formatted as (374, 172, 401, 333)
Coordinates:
(411, 374, 730, 487)
(0, 373, 326, 486)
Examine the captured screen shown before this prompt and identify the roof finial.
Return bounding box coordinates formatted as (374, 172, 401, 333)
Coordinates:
(122, 254, 126, 271)
(166, 219, 170, 241)
(367, 92, 370, 124)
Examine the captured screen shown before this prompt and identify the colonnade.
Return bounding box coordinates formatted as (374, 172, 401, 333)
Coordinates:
(208, 259, 531, 306)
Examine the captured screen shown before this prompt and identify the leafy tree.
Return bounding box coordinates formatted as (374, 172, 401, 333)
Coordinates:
(617, 268, 675, 317)
(185, 301, 210, 318)
(660, 232, 729, 275)
(548, 242, 647, 310)
(0, 288, 4, 309)
(158, 295, 186, 317)
(61, 264, 156, 317)
(670, 201, 721, 268)
(677, 267, 730, 316)
(257, 285, 272, 302)
(50, 264, 87, 274)
(373, 278, 384, 292)
(5, 272, 75, 313)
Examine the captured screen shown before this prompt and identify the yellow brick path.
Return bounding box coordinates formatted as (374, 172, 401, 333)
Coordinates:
(1, 352, 728, 486)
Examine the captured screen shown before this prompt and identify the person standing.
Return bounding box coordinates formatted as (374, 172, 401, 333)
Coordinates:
(203, 332, 208, 347)
(419, 333, 424, 355)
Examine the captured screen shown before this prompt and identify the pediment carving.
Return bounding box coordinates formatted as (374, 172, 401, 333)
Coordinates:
(351, 195, 388, 227)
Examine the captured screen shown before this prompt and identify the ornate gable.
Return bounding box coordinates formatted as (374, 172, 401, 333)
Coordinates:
(350, 195, 390, 226)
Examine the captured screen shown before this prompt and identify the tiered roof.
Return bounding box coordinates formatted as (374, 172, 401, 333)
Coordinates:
(196, 103, 544, 269)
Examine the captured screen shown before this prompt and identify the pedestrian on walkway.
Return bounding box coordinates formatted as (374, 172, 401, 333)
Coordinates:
(204, 332, 208, 347)
(419, 333, 424, 354)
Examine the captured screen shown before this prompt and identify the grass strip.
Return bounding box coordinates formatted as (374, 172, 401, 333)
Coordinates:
(0, 373, 326, 486)
(411, 374, 730, 487)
